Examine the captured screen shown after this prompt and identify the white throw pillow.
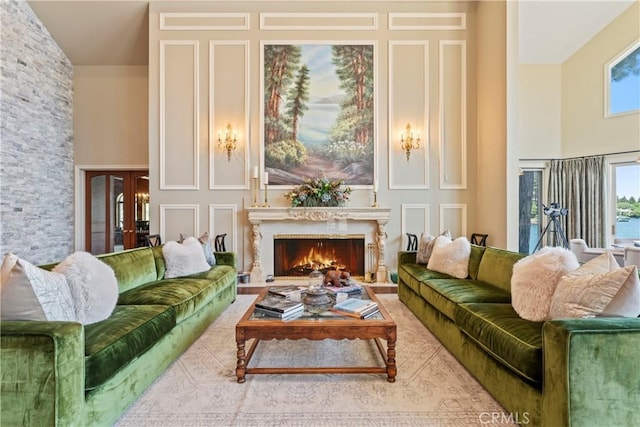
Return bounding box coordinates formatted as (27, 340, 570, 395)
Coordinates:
(198, 232, 216, 266)
(426, 236, 471, 279)
(511, 247, 579, 322)
(0, 252, 76, 321)
(416, 230, 451, 264)
(53, 251, 118, 325)
(162, 237, 211, 279)
(549, 252, 640, 319)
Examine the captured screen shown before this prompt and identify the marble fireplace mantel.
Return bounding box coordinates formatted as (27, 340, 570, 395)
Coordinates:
(247, 207, 391, 282)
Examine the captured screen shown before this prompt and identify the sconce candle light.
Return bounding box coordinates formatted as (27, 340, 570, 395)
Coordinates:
(217, 123, 237, 161)
(400, 123, 420, 161)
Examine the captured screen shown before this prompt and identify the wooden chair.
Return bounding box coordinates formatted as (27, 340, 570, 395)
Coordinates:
(470, 233, 488, 246)
(406, 233, 418, 251)
(145, 234, 162, 247)
(214, 233, 227, 252)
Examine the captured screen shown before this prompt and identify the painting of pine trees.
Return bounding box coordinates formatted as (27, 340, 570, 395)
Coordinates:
(263, 43, 374, 186)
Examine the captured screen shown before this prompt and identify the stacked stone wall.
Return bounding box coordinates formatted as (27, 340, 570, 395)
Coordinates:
(0, 0, 74, 263)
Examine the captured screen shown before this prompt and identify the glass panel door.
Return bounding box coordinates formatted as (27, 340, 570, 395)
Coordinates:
(85, 171, 149, 255)
(519, 170, 543, 254)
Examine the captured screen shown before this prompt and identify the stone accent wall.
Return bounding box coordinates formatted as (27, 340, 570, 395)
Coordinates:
(0, 0, 74, 264)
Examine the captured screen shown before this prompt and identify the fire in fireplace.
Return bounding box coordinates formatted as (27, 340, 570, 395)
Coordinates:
(273, 234, 365, 278)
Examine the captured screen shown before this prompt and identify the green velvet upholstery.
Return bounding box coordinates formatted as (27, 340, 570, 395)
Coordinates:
(398, 245, 640, 427)
(468, 244, 486, 280)
(476, 247, 525, 293)
(456, 303, 543, 383)
(419, 279, 511, 321)
(1, 245, 237, 426)
(84, 305, 176, 390)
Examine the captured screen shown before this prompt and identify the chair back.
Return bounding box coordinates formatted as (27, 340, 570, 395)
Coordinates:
(406, 233, 418, 251)
(145, 234, 162, 247)
(214, 233, 227, 252)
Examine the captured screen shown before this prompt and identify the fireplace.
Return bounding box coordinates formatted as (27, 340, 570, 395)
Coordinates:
(273, 234, 365, 278)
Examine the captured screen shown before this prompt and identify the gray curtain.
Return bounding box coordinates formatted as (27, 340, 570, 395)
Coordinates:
(548, 156, 606, 247)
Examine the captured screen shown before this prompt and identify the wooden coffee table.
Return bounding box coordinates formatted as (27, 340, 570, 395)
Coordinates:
(235, 285, 397, 383)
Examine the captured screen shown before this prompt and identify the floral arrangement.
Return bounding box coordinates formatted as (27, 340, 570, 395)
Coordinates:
(284, 177, 352, 207)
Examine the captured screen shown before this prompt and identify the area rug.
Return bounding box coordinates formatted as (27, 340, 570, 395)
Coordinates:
(115, 294, 511, 426)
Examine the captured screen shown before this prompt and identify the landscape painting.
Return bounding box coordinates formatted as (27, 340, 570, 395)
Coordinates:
(262, 43, 375, 186)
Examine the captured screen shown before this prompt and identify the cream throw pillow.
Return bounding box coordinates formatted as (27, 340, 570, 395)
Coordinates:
(0, 252, 76, 321)
(426, 236, 471, 279)
(416, 230, 451, 264)
(511, 247, 579, 321)
(162, 237, 211, 279)
(549, 252, 640, 319)
(53, 252, 119, 325)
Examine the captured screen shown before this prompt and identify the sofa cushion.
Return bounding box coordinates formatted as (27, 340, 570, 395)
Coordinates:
(398, 263, 453, 296)
(419, 279, 512, 321)
(117, 269, 233, 322)
(476, 247, 526, 293)
(455, 303, 543, 384)
(427, 236, 471, 279)
(84, 304, 176, 390)
(98, 248, 159, 294)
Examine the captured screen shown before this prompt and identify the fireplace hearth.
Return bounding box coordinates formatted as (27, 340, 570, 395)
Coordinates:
(274, 234, 365, 278)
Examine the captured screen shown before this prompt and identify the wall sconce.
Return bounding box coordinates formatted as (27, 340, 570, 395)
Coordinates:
(217, 123, 237, 161)
(400, 123, 420, 161)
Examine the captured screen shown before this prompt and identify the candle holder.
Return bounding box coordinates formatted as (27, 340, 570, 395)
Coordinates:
(372, 190, 378, 208)
(263, 183, 270, 207)
(251, 177, 260, 207)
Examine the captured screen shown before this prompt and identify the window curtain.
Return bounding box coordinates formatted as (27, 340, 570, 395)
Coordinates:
(548, 156, 606, 247)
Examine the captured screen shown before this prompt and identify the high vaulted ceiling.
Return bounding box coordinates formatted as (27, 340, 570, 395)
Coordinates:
(25, 0, 637, 66)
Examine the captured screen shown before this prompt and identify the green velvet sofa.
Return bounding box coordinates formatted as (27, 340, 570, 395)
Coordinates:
(1, 246, 237, 426)
(398, 246, 640, 426)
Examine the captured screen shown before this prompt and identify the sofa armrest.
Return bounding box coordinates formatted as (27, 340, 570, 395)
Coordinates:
(542, 318, 640, 427)
(398, 251, 417, 265)
(214, 252, 237, 269)
(1, 321, 85, 426)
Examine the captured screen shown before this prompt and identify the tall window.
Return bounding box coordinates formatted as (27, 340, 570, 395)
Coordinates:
(606, 40, 640, 116)
(518, 170, 544, 253)
(611, 162, 640, 240)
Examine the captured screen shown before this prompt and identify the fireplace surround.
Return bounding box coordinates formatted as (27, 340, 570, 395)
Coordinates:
(246, 207, 391, 282)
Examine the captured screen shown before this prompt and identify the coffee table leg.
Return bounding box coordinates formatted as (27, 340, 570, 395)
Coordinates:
(387, 337, 397, 383)
(236, 330, 246, 383)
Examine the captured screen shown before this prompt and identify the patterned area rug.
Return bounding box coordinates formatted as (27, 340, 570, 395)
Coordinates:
(116, 294, 510, 426)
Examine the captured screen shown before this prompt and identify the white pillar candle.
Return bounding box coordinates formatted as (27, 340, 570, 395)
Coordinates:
(264, 172, 269, 183)
(373, 179, 378, 192)
(253, 166, 259, 178)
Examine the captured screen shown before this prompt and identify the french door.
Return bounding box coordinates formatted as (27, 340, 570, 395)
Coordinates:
(85, 171, 149, 255)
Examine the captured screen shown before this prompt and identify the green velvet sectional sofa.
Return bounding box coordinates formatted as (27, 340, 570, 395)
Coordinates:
(398, 246, 640, 427)
(1, 246, 237, 426)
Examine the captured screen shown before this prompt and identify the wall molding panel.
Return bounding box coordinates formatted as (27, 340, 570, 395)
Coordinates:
(160, 13, 250, 31)
(401, 203, 429, 249)
(389, 13, 466, 31)
(209, 41, 250, 190)
(160, 40, 199, 190)
(160, 204, 200, 242)
(439, 40, 467, 190)
(208, 204, 238, 253)
(389, 40, 429, 190)
(439, 203, 467, 238)
(260, 13, 378, 30)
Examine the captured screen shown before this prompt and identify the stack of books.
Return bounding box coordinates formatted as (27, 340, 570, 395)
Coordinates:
(324, 283, 363, 296)
(254, 296, 304, 319)
(331, 298, 379, 319)
(268, 285, 306, 298)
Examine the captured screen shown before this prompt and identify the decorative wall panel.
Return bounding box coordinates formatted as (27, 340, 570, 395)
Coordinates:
(388, 13, 466, 31)
(209, 41, 250, 189)
(208, 204, 238, 253)
(439, 40, 467, 189)
(439, 203, 467, 239)
(401, 204, 430, 249)
(160, 13, 250, 30)
(160, 40, 199, 190)
(389, 41, 429, 189)
(260, 13, 378, 30)
(160, 204, 199, 242)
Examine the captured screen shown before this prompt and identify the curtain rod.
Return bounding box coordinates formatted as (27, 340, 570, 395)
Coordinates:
(520, 149, 640, 162)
